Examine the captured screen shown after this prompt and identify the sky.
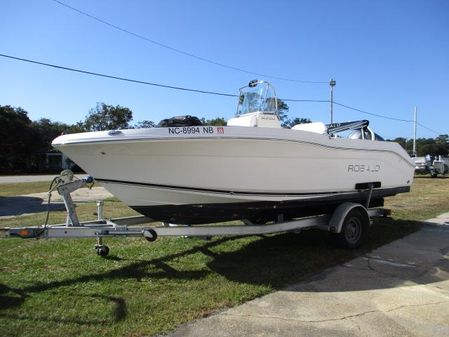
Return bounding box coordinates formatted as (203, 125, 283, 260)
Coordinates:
(0, 0, 448, 139)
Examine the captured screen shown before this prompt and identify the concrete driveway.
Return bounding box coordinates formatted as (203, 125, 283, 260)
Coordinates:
(167, 221, 449, 337)
(0, 187, 113, 218)
(0, 174, 113, 218)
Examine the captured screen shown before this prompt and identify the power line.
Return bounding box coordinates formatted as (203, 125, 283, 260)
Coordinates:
(0, 52, 329, 102)
(0, 53, 238, 98)
(0, 52, 443, 136)
(333, 101, 444, 136)
(417, 122, 445, 136)
(284, 98, 329, 103)
(50, 0, 328, 84)
(333, 101, 414, 123)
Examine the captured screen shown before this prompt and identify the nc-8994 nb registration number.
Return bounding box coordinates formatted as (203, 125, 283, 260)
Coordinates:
(168, 126, 225, 135)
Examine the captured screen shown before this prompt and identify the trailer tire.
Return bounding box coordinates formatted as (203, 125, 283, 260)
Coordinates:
(333, 208, 369, 249)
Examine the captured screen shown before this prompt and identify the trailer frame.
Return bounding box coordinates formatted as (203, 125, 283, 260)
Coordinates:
(4, 173, 390, 256)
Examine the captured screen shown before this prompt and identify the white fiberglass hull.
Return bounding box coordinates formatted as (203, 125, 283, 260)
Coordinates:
(52, 126, 414, 223)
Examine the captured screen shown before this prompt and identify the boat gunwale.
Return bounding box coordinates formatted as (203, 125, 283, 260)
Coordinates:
(53, 135, 415, 168)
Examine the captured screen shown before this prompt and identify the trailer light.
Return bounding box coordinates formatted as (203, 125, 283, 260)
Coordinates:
(18, 229, 31, 237)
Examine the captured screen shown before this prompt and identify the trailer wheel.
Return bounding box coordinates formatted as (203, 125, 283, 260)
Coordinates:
(96, 245, 110, 257)
(334, 208, 369, 249)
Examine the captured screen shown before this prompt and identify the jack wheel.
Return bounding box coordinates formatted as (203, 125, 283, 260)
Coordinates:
(96, 245, 110, 257)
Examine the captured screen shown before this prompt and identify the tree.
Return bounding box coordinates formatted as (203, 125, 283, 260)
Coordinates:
(420, 142, 448, 156)
(32, 118, 76, 152)
(201, 117, 227, 126)
(281, 117, 312, 129)
(390, 137, 407, 151)
(134, 120, 156, 128)
(81, 103, 133, 131)
(389, 136, 449, 156)
(0, 105, 40, 173)
(276, 99, 291, 126)
(436, 134, 449, 146)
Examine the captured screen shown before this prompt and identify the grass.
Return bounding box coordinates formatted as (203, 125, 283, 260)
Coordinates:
(0, 176, 448, 337)
(0, 181, 52, 197)
(384, 175, 449, 220)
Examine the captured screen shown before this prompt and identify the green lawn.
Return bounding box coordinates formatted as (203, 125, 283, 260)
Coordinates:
(384, 175, 449, 220)
(0, 181, 51, 197)
(0, 176, 448, 337)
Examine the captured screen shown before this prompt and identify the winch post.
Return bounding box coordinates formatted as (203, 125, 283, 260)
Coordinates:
(56, 176, 93, 227)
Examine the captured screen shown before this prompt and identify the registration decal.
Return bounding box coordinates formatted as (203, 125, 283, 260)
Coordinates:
(168, 126, 225, 135)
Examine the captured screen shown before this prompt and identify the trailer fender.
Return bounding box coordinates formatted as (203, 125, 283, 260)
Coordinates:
(329, 202, 369, 233)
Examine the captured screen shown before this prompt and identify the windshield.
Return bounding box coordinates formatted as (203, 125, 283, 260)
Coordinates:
(236, 80, 278, 116)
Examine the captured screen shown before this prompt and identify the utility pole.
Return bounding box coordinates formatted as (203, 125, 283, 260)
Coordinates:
(329, 79, 336, 124)
(413, 106, 417, 156)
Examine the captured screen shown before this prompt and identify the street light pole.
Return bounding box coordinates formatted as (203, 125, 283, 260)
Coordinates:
(329, 79, 336, 124)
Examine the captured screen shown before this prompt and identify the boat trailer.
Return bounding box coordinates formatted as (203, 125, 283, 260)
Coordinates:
(3, 172, 390, 256)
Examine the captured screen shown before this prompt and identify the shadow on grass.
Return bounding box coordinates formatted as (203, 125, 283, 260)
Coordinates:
(0, 294, 127, 325)
(0, 238, 234, 324)
(0, 218, 432, 325)
(414, 175, 448, 179)
(0, 284, 26, 309)
(0, 196, 65, 217)
(6, 220, 422, 291)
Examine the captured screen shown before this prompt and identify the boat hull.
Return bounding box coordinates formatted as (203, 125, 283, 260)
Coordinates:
(112, 183, 406, 224)
(52, 126, 414, 223)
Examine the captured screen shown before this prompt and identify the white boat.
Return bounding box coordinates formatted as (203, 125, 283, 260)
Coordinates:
(52, 80, 415, 224)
